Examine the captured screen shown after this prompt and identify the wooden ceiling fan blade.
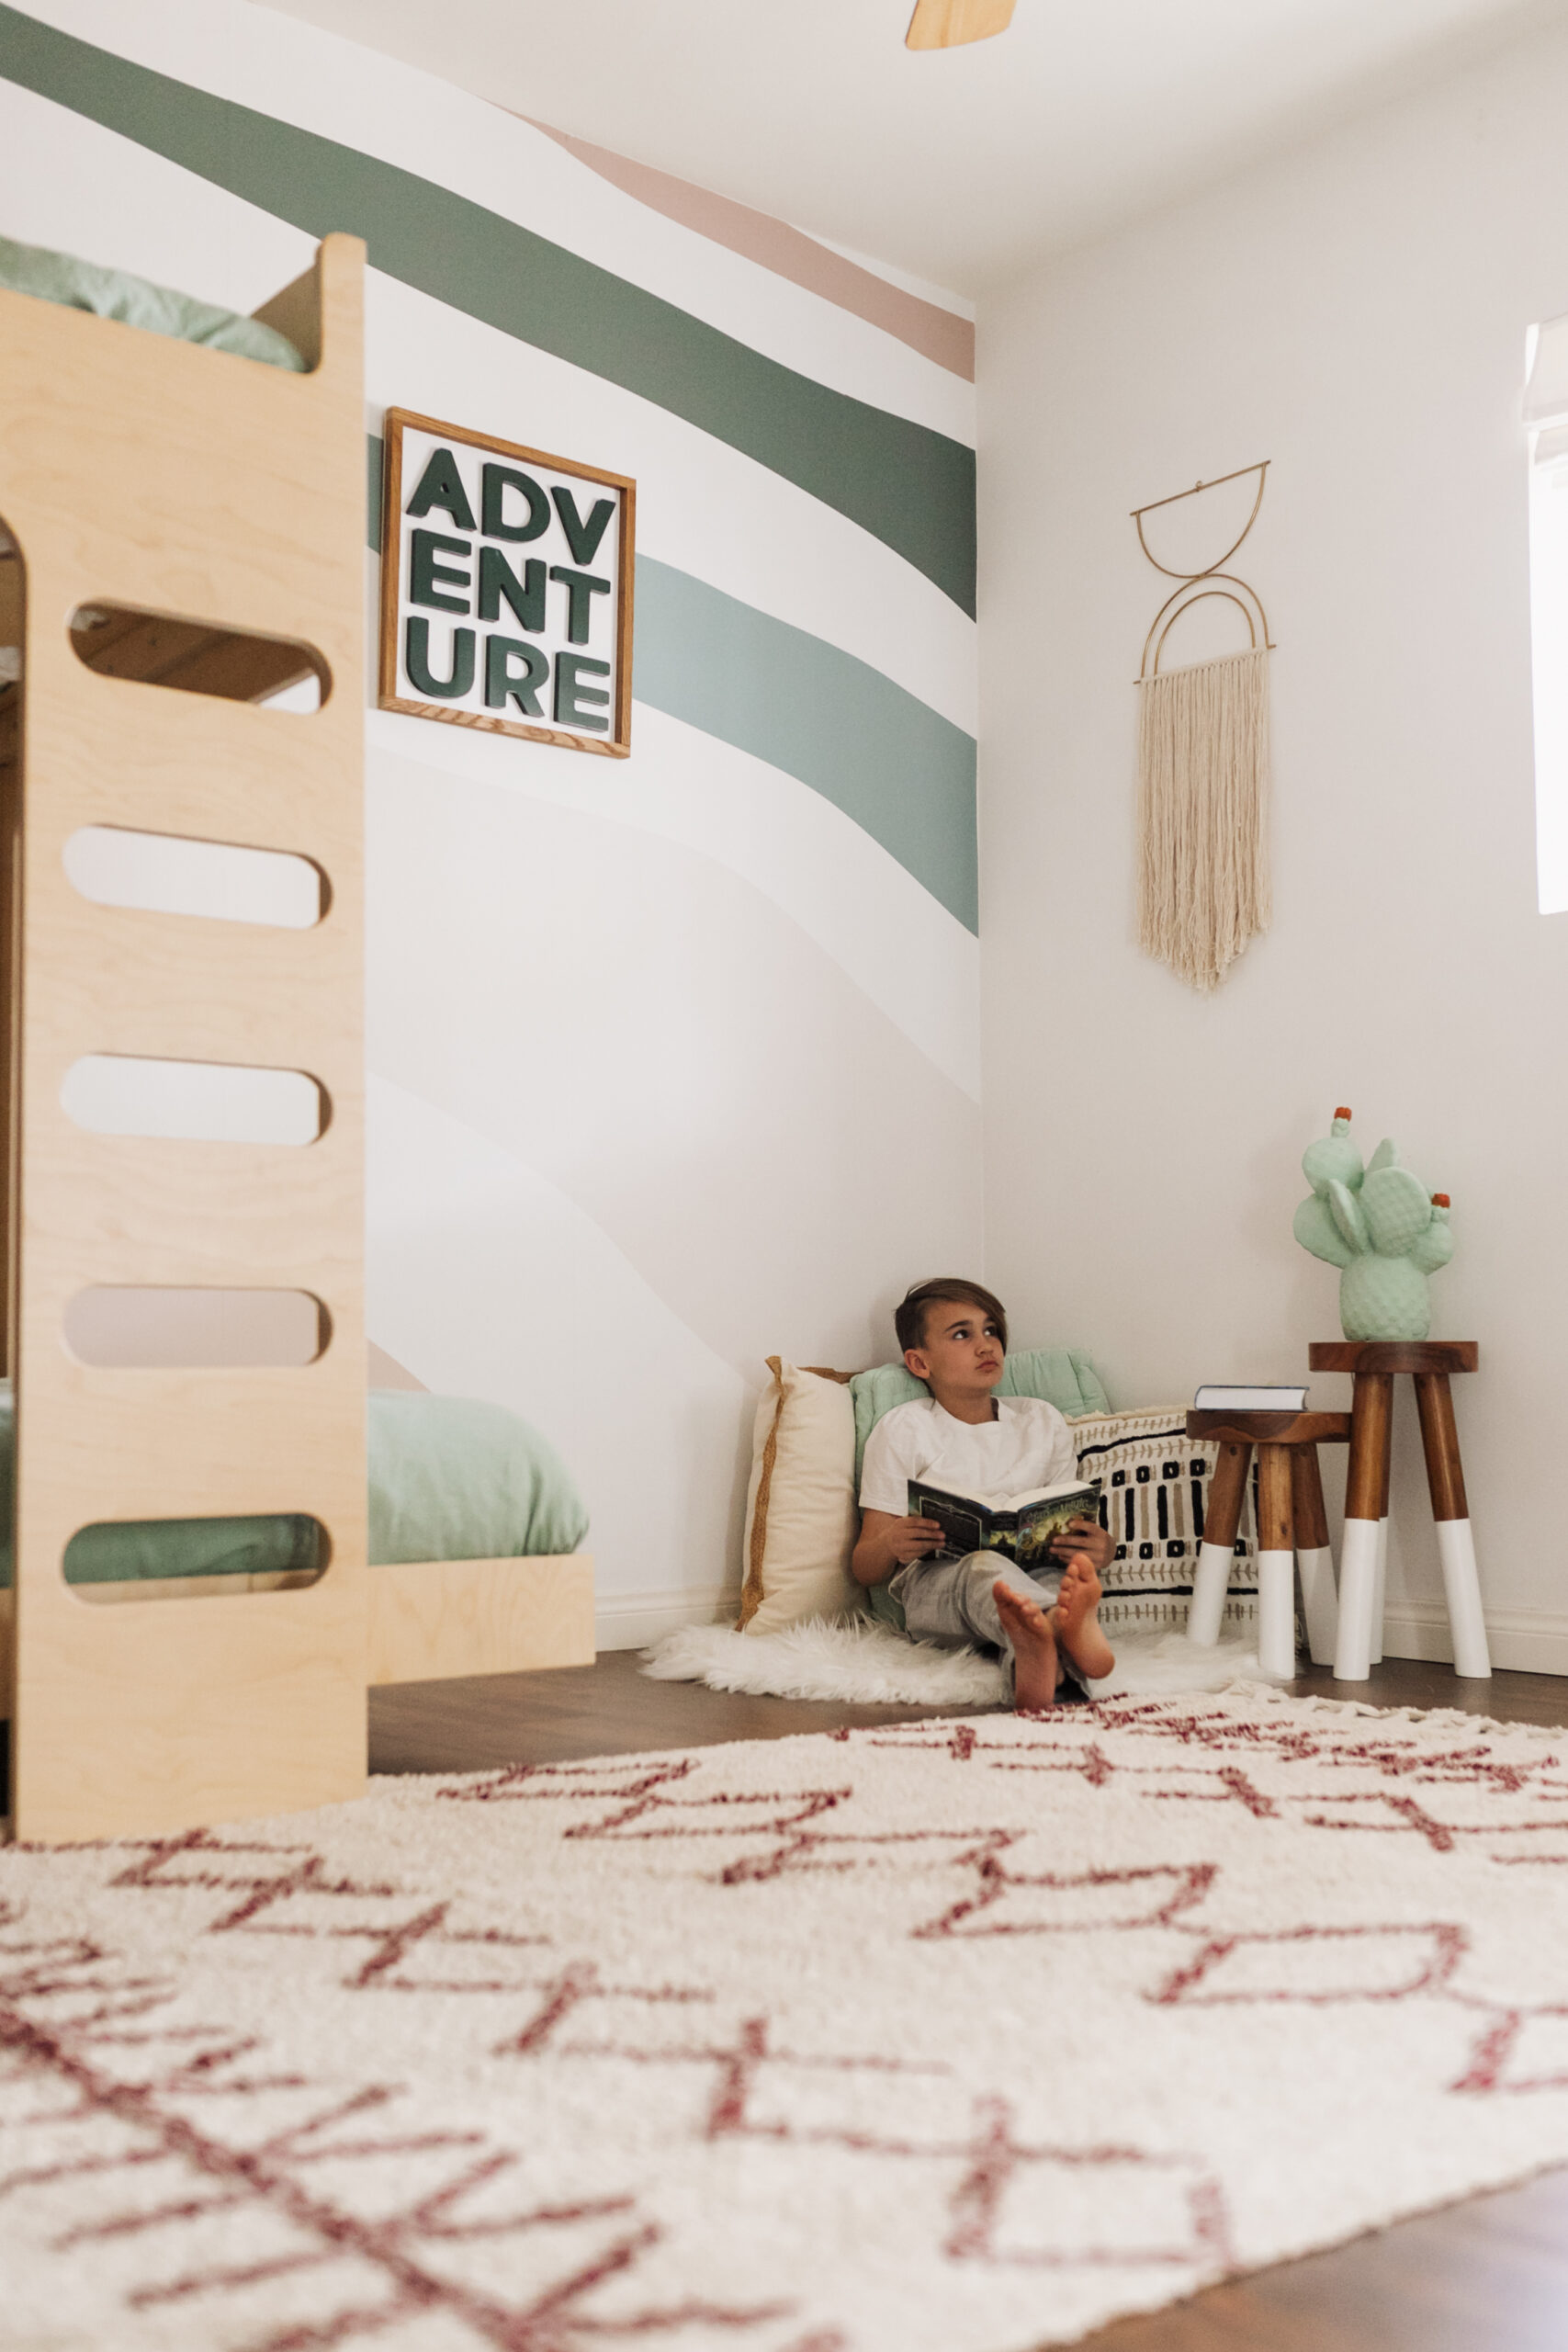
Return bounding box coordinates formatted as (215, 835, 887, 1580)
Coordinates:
(905, 0, 1016, 50)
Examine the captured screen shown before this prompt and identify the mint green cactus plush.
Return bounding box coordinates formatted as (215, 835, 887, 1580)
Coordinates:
(1293, 1106, 1453, 1341)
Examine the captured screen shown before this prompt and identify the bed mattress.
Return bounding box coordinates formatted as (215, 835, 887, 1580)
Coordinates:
(0, 1386, 590, 1583)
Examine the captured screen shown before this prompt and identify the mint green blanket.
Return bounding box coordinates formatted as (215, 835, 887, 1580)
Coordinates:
(0, 234, 306, 369)
(0, 1388, 589, 1586)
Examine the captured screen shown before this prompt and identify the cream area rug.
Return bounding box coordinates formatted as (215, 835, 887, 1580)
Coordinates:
(9, 1689, 1568, 2352)
(644, 1617, 1268, 1705)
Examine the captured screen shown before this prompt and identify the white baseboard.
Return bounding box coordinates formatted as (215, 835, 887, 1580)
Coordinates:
(592, 1588, 1568, 1674)
(595, 1583, 738, 1651)
(1382, 1602, 1568, 1678)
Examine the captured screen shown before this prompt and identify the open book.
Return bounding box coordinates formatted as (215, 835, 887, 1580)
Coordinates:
(907, 1476, 1101, 1571)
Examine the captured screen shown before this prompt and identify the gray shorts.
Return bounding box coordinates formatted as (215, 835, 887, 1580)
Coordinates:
(886, 1551, 1088, 1701)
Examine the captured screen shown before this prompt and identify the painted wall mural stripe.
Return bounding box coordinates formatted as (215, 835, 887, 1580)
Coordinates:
(367, 717, 982, 1098)
(525, 119, 976, 383)
(365, 274, 976, 731)
(632, 558, 978, 933)
(0, 3, 977, 616)
(367, 439, 978, 933)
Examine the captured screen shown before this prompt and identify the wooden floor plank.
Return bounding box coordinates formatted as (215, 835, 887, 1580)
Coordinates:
(367, 1643, 990, 1771)
(367, 1650, 1568, 1776)
(368, 1648, 1568, 2352)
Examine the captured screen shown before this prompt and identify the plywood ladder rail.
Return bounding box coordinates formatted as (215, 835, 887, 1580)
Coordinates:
(1, 237, 369, 1841)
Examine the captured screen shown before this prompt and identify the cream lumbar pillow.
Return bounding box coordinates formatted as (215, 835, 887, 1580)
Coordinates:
(738, 1357, 864, 1634)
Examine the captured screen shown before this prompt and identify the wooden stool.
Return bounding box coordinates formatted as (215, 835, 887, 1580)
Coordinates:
(1308, 1340, 1487, 1682)
(1185, 1410, 1351, 1678)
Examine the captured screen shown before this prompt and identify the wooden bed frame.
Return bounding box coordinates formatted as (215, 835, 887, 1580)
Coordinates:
(0, 237, 592, 1843)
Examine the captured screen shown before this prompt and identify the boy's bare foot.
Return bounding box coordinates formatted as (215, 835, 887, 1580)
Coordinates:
(1052, 1552, 1114, 1682)
(993, 1579, 1059, 1712)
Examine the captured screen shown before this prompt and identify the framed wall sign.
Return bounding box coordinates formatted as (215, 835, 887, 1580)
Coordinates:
(378, 409, 635, 757)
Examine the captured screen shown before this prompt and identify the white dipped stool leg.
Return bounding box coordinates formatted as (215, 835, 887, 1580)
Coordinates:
(1291, 1445, 1338, 1668)
(1415, 1372, 1491, 1680)
(1255, 1445, 1297, 1679)
(1369, 1516, 1387, 1667)
(1336, 1372, 1393, 1683)
(1257, 1550, 1296, 1679)
(1296, 1546, 1338, 1667)
(1189, 1544, 1233, 1648)
(1189, 1440, 1252, 1649)
(1438, 1520, 1491, 1679)
(1334, 1519, 1381, 1681)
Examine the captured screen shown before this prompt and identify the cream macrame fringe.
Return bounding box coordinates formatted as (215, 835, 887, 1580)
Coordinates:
(1137, 644, 1271, 991)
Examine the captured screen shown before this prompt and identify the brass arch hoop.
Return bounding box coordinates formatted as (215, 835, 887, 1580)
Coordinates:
(1137, 575, 1273, 682)
(1132, 460, 1269, 582)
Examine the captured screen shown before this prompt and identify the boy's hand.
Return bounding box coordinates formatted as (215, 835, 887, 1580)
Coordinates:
(889, 1516, 945, 1564)
(851, 1508, 947, 1586)
(1048, 1516, 1112, 1573)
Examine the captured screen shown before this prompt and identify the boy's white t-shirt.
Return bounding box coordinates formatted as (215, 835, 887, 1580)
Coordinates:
(859, 1395, 1076, 1518)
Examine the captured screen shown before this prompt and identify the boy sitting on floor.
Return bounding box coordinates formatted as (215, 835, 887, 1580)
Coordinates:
(852, 1276, 1114, 1711)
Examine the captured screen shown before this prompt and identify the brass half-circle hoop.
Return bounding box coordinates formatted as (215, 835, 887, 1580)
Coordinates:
(1138, 576, 1273, 682)
(1132, 459, 1269, 582)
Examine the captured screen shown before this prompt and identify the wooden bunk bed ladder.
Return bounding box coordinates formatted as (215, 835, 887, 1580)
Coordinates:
(0, 236, 369, 1840)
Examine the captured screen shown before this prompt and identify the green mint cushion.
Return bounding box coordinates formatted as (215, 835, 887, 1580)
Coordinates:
(849, 1346, 1110, 1487)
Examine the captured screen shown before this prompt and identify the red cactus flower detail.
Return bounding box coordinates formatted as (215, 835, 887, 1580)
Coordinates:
(1334, 1105, 1353, 1122)
(1432, 1193, 1450, 1208)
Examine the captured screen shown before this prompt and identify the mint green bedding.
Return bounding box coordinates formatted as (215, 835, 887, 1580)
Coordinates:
(0, 234, 306, 370)
(366, 1392, 589, 1566)
(0, 1387, 589, 1586)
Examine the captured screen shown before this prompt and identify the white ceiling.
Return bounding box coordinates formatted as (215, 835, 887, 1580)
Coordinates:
(265, 0, 1567, 295)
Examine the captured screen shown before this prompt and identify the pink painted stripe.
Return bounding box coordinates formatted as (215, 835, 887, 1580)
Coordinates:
(367, 1342, 427, 1392)
(525, 119, 974, 384)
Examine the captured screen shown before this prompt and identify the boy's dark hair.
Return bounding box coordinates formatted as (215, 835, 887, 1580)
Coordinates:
(895, 1277, 1009, 1360)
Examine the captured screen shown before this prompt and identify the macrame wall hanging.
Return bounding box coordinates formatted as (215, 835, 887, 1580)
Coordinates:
(1133, 460, 1274, 992)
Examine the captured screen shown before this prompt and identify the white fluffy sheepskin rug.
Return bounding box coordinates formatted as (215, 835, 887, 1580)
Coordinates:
(9, 1689, 1568, 2352)
(643, 1615, 1268, 1706)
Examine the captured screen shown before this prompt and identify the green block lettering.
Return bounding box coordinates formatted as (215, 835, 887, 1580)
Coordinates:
(410, 529, 472, 614)
(479, 547, 546, 632)
(554, 650, 612, 732)
(549, 564, 612, 645)
(485, 634, 549, 717)
(552, 484, 615, 566)
(405, 445, 476, 532)
(405, 617, 476, 700)
(482, 463, 551, 541)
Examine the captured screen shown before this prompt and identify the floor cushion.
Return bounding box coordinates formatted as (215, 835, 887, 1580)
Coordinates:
(738, 1359, 863, 1634)
(1072, 1405, 1258, 1637)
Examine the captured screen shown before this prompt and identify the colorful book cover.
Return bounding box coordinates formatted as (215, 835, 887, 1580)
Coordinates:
(906, 1476, 1102, 1570)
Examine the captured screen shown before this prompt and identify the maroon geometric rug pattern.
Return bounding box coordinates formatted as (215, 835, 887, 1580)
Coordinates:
(6, 1690, 1568, 2351)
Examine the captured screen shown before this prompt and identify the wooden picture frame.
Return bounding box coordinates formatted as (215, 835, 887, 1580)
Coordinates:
(378, 408, 635, 758)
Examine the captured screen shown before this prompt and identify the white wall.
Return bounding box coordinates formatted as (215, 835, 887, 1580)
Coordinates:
(1, 0, 983, 1644)
(977, 17, 1568, 1670)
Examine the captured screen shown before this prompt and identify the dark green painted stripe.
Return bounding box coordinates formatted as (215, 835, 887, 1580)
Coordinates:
(367, 439, 976, 930)
(0, 5, 976, 615)
(367, 429, 384, 556)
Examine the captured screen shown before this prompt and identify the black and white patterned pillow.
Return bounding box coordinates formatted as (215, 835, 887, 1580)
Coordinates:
(1069, 1408, 1259, 1638)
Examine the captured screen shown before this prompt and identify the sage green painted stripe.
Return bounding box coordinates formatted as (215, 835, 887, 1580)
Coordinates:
(633, 557, 977, 932)
(367, 439, 976, 930)
(0, 5, 976, 615)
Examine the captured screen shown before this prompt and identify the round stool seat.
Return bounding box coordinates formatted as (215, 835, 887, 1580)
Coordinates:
(1187, 1409, 1350, 1449)
(1183, 1409, 1349, 1678)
